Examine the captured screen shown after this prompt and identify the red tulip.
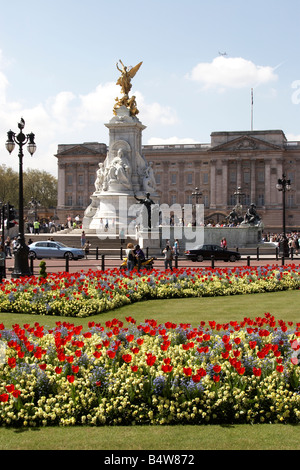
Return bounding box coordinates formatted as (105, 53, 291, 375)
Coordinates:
(197, 368, 207, 377)
(146, 354, 156, 366)
(12, 390, 21, 399)
(122, 354, 132, 363)
(6, 384, 14, 393)
(253, 367, 261, 377)
(183, 367, 192, 376)
(7, 357, 16, 368)
(161, 364, 173, 373)
(192, 374, 201, 383)
(0, 393, 9, 402)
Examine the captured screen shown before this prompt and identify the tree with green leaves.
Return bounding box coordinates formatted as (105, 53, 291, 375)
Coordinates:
(0, 165, 57, 209)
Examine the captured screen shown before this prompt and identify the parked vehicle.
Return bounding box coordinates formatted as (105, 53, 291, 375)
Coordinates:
(184, 244, 241, 262)
(28, 241, 84, 260)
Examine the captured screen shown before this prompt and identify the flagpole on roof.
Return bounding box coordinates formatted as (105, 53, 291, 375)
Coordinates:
(251, 88, 253, 131)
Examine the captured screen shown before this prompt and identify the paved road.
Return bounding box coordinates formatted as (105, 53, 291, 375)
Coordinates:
(4, 254, 300, 278)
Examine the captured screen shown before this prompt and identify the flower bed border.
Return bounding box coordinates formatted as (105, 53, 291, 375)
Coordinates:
(0, 264, 300, 318)
(0, 312, 299, 426)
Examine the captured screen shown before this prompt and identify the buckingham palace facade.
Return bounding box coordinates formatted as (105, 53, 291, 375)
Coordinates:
(55, 129, 300, 232)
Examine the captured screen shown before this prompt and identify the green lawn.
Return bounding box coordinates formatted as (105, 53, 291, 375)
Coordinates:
(1, 289, 299, 329)
(0, 289, 299, 450)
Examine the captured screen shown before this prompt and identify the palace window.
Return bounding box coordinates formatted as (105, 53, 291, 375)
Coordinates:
(258, 171, 265, 183)
(229, 170, 236, 183)
(257, 193, 265, 206)
(171, 173, 177, 184)
(243, 171, 250, 184)
(187, 173, 193, 184)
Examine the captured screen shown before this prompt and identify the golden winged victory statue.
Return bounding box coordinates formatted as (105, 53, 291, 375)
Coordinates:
(114, 60, 142, 116)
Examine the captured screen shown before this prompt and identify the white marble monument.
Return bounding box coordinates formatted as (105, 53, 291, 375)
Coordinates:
(82, 61, 158, 242)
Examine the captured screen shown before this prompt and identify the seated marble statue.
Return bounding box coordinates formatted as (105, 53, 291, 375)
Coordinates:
(143, 161, 156, 193)
(108, 149, 132, 188)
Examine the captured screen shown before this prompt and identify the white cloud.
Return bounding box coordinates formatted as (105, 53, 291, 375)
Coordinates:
(186, 56, 278, 90)
(136, 92, 178, 126)
(77, 82, 117, 123)
(286, 133, 300, 141)
(0, 61, 178, 176)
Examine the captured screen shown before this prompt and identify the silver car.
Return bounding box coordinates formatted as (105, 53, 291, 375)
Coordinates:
(28, 241, 84, 260)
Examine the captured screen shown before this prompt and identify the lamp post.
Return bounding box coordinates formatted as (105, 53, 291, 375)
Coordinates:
(5, 118, 36, 277)
(191, 187, 202, 226)
(233, 186, 245, 207)
(276, 174, 291, 258)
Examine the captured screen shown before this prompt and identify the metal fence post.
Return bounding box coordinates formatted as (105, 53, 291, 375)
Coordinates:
(175, 255, 178, 269)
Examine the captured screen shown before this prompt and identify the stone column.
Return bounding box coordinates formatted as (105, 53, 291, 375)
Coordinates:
(236, 157, 242, 188)
(275, 158, 283, 204)
(251, 159, 256, 203)
(210, 159, 216, 208)
(222, 159, 228, 206)
(178, 161, 185, 204)
(57, 163, 66, 208)
(264, 159, 271, 206)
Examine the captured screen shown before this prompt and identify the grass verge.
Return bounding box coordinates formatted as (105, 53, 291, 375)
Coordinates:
(0, 289, 299, 450)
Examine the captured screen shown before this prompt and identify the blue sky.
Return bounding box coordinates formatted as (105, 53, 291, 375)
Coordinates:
(0, 0, 300, 176)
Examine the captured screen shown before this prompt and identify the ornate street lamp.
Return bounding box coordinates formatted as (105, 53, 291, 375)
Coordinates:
(5, 118, 36, 277)
(276, 174, 291, 258)
(233, 186, 245, 207)
(191, 187, 202, 226)
(192, 187, 202, 205)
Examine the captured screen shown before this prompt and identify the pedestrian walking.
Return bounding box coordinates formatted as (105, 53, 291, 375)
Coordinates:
(33, 220, 40, 234)
(163, 245, 173, 271)
(4, 237, 12, 258)
(83, 240, 91, 259)
(125, 243, 135, 271)
(81, 231, 86, 248)
(173, 239, 180, 256)
(119, 228, 125, 245)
